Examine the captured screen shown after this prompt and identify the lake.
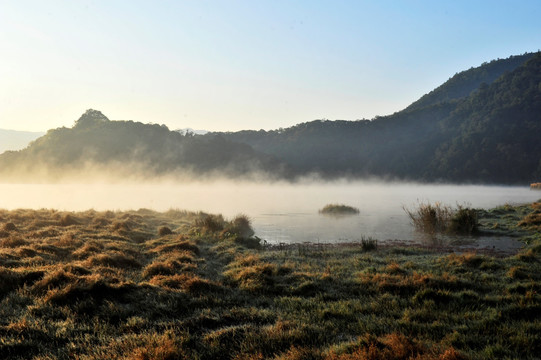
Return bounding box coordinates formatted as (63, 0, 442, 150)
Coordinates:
(1, 181, 539, 251)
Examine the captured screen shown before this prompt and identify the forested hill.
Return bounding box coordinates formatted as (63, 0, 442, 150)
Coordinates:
(1, 53, 539, 184)
(211, 52, 541, 184)
(0, 110, 287, 180)
(405, 52, 536, 111)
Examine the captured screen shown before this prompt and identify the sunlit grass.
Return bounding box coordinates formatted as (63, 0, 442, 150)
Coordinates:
(0, 203, 539, 359)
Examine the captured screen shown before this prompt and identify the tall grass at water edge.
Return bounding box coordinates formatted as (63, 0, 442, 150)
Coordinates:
(404, 202, 478, 235)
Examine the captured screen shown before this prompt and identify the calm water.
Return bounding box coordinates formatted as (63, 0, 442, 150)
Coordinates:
(1, 181, 539, 251)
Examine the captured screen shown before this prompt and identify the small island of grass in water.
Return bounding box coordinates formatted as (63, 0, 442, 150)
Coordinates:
(319, 203, 360, 215)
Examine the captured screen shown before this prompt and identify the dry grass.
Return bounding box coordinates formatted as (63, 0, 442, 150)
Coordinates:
(0, 204, 539, 359)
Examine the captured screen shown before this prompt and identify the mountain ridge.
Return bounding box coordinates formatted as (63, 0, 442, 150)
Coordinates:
(211, 51, 541, 184)
(1, 52, 539, 184)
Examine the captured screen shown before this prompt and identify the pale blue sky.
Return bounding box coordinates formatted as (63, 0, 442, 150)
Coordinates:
(1, 0, 540, 132)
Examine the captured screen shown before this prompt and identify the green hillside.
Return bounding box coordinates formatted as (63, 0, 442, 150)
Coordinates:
(406, 52, 536, 110)
(214, 52, 541, 184)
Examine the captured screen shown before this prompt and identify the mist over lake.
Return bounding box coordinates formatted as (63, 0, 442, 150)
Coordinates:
(1, 181, 538, 250)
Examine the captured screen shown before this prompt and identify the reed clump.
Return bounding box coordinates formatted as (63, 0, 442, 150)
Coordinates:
(360, 236, 377, 251)
(404, 202, 478, 235)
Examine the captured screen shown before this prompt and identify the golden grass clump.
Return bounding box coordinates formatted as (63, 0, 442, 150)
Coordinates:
(143, 261, 176, 278)
(31, 269, 77, 295)
(150, 239, 200, 255)
(44, 275, 135, 305)
(1, 236, 28, 248)
(85, 251, 142, 269)
(72, 241, 105, 259)
(518, 213, 541, 228)
(324, 333, 466, 360)
(442, 252, 485, 268)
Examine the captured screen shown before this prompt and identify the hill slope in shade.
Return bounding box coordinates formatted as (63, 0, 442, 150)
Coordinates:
(405, 52, 536, 111)
(213, 52, 541, 184)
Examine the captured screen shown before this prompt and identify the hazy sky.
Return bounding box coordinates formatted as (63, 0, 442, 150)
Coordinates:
(1, 0, 540, 132)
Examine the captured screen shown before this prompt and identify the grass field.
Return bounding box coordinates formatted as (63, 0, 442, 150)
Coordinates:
(0, 202, 540, 359)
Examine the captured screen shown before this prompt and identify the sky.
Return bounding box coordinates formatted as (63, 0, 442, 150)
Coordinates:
(1, 0, 540, 133)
